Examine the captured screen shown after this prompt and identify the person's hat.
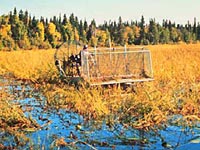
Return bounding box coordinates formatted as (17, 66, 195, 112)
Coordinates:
(83, 45, 88, 50)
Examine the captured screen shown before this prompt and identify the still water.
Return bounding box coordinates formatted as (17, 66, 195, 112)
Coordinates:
(1, 81, 200, 149)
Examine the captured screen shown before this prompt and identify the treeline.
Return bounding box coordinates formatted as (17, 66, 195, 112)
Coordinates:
(0, 8, 200, 50)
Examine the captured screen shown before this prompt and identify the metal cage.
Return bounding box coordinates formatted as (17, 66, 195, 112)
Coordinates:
(80, 47, 153, 85)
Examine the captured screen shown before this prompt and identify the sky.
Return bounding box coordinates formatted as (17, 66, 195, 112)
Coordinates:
(0, 0, 199, 25)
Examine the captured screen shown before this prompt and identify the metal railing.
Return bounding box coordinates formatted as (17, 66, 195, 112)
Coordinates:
(80, 47, 153, 84)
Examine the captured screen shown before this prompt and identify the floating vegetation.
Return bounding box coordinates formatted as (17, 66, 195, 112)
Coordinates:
(0, 44, 200, 149)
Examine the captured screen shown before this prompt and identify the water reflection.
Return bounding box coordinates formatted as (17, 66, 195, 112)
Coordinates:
(1, 80, 200, 149)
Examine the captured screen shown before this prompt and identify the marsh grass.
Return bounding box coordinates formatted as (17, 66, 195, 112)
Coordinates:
(0, 83, 40, 148)
(0, 44, 200, 148)
(0, 49, 57, 82)
(39, 44, 200, 129)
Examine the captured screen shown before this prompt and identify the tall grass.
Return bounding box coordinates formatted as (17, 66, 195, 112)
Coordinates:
(0, 44, 200, 131)
(0, 49, 57, 82)
(149, 44, 200, 83)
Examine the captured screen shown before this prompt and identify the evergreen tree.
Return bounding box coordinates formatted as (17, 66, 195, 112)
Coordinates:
(83, 20, 88, 32)
(193, 17, 197, 40)
(62, 14, 67, 25)
(147, 19, 159, 44)
(168, 20, 172, 31)
(159, 28, 170, 44)
(58, 14, 62, 24)
(112, 21, 118, 44)
(117, 16, 126, 45)
(2, 8, 200, 49)
(139, 15, 147, 45)
(86, 19, 96, 42)
(182, 28, 191, 43)
(23, 10, 29, 26)
(74, 16, 79, 31)
(13, 7, 17, 17)
(59, 24, 67, 42)
(69, 13, 75, 26)
(18, 9, 24, 21)
(197, 23, 200, 40)
(79, 20, 84, 37)
(170, 27, 179, 42)
(79, 20, 87, 43)
(8, 11, 14, 25)
(64, 20, 74, 42)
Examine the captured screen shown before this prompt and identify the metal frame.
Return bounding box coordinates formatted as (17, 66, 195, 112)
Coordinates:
(80, 47, 154, 85)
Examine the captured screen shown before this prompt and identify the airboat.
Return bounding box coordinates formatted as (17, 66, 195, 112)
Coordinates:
(54, 42, 154, 86)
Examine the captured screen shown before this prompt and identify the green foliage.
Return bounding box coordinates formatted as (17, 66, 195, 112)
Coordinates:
(147, 19, 159, 44)
(159, 28, 170, 44)
(1, 36, 15, 50)
(0, 8, 200, 50)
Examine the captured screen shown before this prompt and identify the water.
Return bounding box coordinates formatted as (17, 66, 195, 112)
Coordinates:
(1, 81, 200, 149)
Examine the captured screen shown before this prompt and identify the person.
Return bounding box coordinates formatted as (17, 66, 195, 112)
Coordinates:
(78, 44, 95, 65)
(80, 44, 89, 59)
(78, 45, 95, 77)
(65, 45, 90, 77)
(83, 44, 88, 51)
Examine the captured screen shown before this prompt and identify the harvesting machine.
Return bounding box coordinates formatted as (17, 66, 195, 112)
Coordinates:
(54, 42, 153, 86)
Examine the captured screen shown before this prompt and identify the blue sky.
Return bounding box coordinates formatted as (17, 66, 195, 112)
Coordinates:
(0, 0, 199, 25)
